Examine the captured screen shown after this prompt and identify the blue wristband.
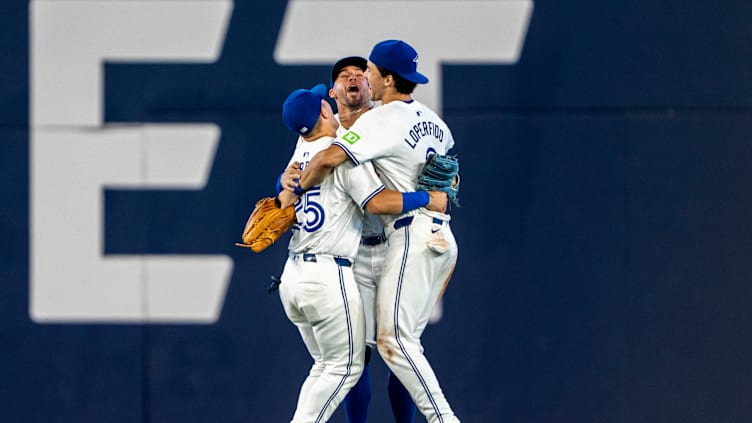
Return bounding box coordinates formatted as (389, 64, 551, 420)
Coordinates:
(275, 173, 284, 194)
(401, 191, 430, 213)
(293, 185, 306, 196)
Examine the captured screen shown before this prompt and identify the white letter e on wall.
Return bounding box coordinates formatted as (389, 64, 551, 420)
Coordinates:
(30, 1, 234, 323)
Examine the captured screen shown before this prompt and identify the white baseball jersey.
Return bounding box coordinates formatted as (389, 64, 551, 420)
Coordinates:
(335, 113, 384, 238)
(286, 136, 385, 259)
(333, 99, 454, 226)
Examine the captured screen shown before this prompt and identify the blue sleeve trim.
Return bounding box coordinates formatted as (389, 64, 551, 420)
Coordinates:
(360, 185, 386, 209)
(332, 141, 360, 166)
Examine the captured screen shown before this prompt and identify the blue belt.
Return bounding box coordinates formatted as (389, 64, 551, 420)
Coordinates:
(300, 253, 352, 267)
(361, 234, 386, 246)
(393, 216, 444, 229)
(394, 216, 414, 229)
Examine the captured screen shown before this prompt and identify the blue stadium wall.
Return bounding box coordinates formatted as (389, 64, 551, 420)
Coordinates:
(2, 1, 751, 422)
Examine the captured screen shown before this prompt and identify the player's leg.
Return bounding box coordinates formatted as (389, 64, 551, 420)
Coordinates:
(344, 241, 381, 422)
(388, 370, 417, 423)
(291, 258, 366, 423)
(377, 216, 460, 423)
(279, 258, 326, 421)
(352, 241, 380, 351)
(292, 324, 325, 415)
(343, 347, 372, 423)
(364, 241, 418, 423)
(362, 239, 418, 423)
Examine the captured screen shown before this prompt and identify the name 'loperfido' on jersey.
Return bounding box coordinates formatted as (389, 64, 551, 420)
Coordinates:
(404, 119, 446, 149)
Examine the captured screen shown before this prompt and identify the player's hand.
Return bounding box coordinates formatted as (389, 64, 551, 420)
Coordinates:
(426, 191, 448, 213)
(277, 189, 298, 209)
(281, 161, 302, 192)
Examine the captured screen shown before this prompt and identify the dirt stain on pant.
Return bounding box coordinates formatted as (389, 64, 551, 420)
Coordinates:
(376, 332, 395, 364)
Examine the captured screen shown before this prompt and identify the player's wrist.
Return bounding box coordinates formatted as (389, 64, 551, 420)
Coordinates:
(401, 191, 429, 213)
(293, 185, 307, 196)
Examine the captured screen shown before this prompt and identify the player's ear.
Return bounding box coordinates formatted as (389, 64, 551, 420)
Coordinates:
(320, 99, 332, 119)
(328, 87, 336, 99)
(383, 74, 394, 88)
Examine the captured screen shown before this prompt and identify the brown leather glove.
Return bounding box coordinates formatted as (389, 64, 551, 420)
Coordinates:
(235, 197, 296, 253)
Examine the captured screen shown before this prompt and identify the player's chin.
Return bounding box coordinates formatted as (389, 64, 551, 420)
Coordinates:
(347, 90, 365, 102)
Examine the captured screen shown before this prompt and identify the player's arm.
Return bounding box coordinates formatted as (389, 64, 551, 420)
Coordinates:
(273, 161, 303, 208)
(365, 189, 447, 215)
(277, 188, 298, 209)
(346, 161, 447, 215)
(298, 144, 348, 191)
(278, 161, 301, 193)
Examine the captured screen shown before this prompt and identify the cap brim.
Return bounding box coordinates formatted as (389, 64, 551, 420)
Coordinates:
(401, 72, 429, 84)
(310, 83, 329, 98)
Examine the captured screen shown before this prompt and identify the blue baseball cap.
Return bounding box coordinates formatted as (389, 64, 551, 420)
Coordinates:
(281, 83, 328, 136)
(368, 39, 429, 84)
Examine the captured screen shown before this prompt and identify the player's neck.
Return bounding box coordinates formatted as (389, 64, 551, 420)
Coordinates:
(302, 127, 336, 142)
(381, 91, 412, 105)
(337, 104, 371, 129)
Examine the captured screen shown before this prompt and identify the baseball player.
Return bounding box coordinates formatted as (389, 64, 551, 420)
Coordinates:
(282, 56, 418, 423)
(276, 85, 447, 423)
(291, 40, 461, 423)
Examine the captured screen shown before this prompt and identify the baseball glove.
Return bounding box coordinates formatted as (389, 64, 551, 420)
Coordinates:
(235, 197, 296, 253)
(416, 154, 460, 207)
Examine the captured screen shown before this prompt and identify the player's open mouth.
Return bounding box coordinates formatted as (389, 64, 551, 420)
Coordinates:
(347, 85, 359, 92)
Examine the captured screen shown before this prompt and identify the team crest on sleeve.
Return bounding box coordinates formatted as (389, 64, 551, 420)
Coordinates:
(341, 131, 361, 145)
